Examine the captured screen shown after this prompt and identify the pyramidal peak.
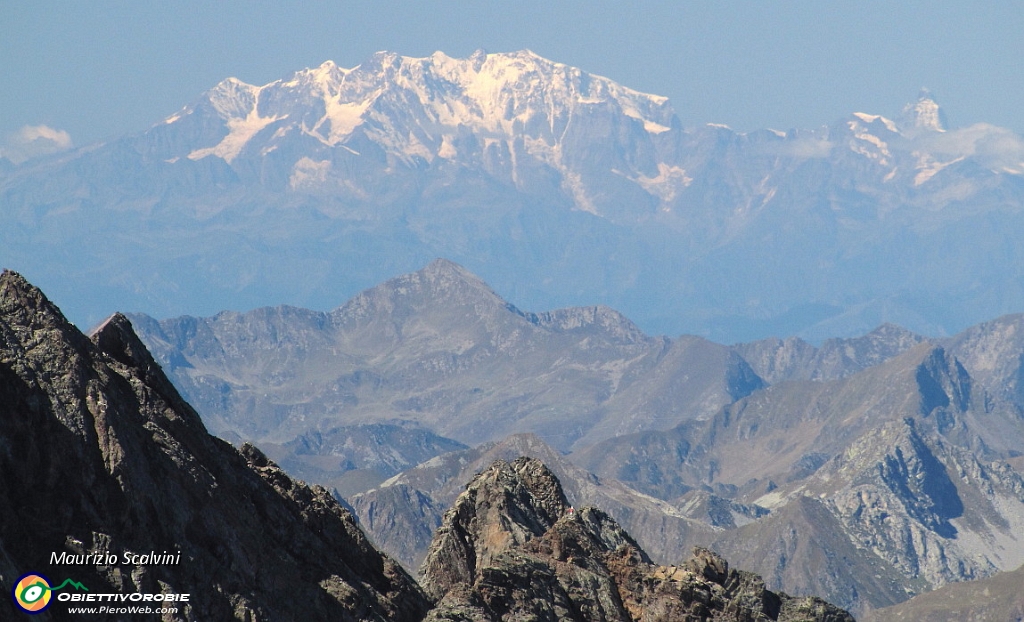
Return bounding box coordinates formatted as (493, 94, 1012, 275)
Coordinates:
(330, 259, 512, 326)
(901, 88, 946, 133)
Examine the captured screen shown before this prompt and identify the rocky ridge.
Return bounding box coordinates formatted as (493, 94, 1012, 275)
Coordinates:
(128, 259, 762, 452)
(574, 342, 1024, 614)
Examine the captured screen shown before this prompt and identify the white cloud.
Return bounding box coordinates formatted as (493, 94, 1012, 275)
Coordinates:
(0, 125, 74, 164)
(910, 123, 1024, 170)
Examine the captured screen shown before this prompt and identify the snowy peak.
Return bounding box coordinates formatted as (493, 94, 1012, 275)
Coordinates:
(151, 51, 1023, 219)
(157, 49, 685, 216)
(205, 77, 262, 119)
(171, 50, 677, 161)
(844, 112, 901, 168)
(900, 88, 946, 133)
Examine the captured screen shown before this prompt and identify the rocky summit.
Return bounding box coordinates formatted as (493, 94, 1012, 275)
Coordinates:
(419, 457, 854, 622)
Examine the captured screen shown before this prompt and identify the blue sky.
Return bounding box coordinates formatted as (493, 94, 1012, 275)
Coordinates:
(3, 1, 1023, 152)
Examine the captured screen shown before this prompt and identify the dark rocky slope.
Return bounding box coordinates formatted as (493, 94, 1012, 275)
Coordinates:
(0, 270, 429, 620)
(419, 457, 854, 622)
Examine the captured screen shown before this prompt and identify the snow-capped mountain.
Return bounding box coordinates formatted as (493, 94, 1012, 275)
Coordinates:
(2, 50, 1024, 341)
(152, 50, 681, 218)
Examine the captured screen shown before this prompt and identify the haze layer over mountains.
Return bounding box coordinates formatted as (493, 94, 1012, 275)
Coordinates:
(4, 50, 1024, 341)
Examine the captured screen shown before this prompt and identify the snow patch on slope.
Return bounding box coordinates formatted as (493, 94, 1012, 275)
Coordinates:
(289, 157, 332, 189)
(189, 107, 284, 163)
(852, 112, 899, 134)
(629, 163, 692, 202)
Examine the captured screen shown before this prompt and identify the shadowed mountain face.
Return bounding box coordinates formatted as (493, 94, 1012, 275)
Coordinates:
(0, 270, 430, 621)
(5, 51, 1024, 341)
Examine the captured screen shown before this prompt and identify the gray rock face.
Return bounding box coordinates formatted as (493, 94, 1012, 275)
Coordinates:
(419, 457, 855, 622)
(0, 270, 429, 621)
(420, 457, 571, 601)
(350, 483, 448, 573)
(945, 313, 1024, 416)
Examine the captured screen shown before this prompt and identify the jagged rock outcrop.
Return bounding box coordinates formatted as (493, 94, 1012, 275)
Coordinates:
(419, 457, 854, 621)
(735, 324, 925, 384)
(0, 270, 429, 621)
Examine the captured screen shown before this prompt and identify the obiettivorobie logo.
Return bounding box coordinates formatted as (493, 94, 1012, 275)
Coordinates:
(12, 573, 88, 614)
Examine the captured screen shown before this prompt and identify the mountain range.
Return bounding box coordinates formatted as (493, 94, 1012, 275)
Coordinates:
(127, 259, 1024, 618)
(6, 46, 1024, 620)
(0, 269, 852, 620)
(4, 50, 1024, 341)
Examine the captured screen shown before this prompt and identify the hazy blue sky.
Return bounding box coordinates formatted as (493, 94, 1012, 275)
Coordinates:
(3, 1, 1023, 151)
